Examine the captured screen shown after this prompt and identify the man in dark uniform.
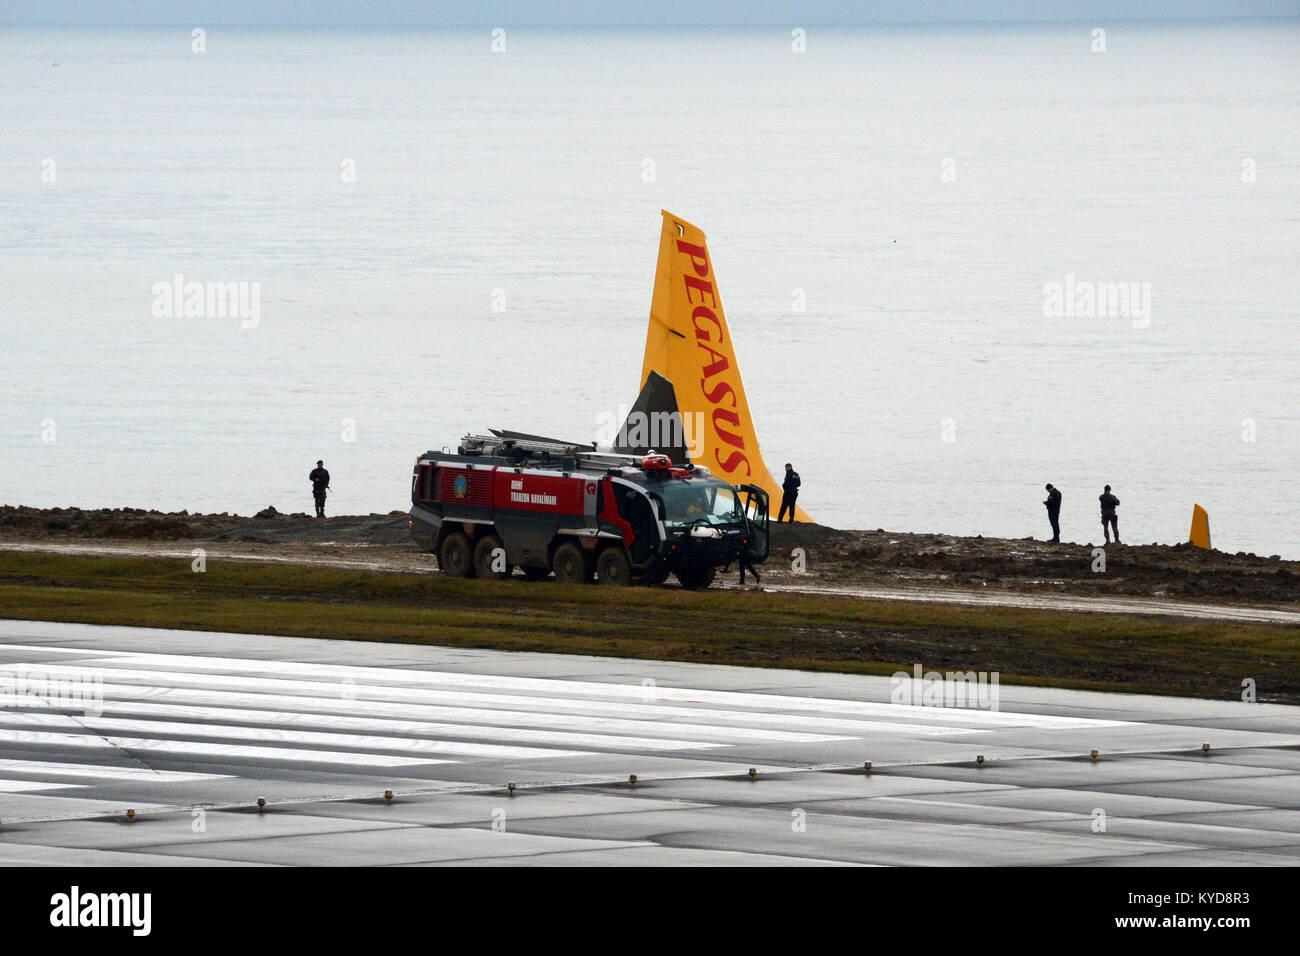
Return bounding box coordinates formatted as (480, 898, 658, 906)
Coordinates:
(1043, 483, 1062, 543)
(1099, 484, 1120, 543)
(737, 533, 762, 585)
(724, 543, 762, 586)
(309, 460, 330, 518)
(778, 462, 800, 523)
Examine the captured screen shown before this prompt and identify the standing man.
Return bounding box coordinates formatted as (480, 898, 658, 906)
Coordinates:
(726, 542, 762, 586)
(1099, 484, 1120, 544)
(309, 459, 330, 518)
(1043, 483, 1062, 543)
(778, 462, 801, 523)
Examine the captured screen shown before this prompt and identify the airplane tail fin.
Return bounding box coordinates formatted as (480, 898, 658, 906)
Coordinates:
(1189, 504, 1211, 549)
(639, 210, 810, 520)
(612, 371, 691, 465)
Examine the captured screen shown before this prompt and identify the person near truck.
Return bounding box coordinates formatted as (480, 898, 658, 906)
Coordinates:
(309, 460, 330, 518)
(778, 462, 800, 523)
(1099, 485, 1120, 543)
(726, 543, 763, 586)
(1043, 483, 1062, 543)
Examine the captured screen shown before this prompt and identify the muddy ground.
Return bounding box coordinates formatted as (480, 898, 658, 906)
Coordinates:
(3, 504, 1298, 608)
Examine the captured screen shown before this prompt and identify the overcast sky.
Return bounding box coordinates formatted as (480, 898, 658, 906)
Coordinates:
(4, 0, 1298, 27)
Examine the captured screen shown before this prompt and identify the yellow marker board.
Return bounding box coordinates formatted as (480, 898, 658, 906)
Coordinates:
(640, 210, 810, 521)
(1189, 504, 1211, 549)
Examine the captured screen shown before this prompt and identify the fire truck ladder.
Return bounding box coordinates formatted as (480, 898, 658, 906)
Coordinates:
(461, 433, 642, 472)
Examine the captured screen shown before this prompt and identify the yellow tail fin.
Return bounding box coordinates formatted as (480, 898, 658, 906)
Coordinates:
(1189, 504, 1211, 549)
(640, 211, 811, 521)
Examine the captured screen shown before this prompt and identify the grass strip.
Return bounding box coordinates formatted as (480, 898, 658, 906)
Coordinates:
(1, 551, 1296, 703)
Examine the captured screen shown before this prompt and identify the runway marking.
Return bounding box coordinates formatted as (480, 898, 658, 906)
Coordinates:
(90, 652, 1130, 729)
(0, 643, 126, 658)
(0, 645, 1093, 728)
(0, 712, 592, 762)
(84, 683, 856, 744)
(0, 727, 448, 768)
(0, 662, 995, 736)
(0, 757, 231, 783)
(0, 779, 84, 793)
(58, 698, 733, 752)
(0, 639, 1139, 811)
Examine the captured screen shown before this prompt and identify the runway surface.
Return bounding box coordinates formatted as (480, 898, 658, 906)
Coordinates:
(1, 619, 1298, 866)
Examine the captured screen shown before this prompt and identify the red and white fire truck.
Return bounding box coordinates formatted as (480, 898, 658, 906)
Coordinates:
(410, 433, 770, 588)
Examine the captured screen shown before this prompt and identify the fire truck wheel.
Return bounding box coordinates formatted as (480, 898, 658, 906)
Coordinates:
(552, 543, 593, 584)
(473, 535, 511, 580)
(596, 547, 632, 587)
(439, 532, 476, 578)
(677, 565, 717, 590)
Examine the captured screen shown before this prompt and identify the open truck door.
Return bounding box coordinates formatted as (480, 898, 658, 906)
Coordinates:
(737, 484, 770, 563)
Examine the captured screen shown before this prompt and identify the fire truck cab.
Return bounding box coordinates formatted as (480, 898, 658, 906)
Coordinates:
(409, 434, 769, 588)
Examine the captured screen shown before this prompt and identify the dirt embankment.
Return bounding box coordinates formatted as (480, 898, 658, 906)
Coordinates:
(0, 505, 408, 545)
(2, 505, 1298, 608)
(765, 524, 1300, 606)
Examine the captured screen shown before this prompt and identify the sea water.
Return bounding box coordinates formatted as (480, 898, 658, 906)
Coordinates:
(1, 22, 1297, 555)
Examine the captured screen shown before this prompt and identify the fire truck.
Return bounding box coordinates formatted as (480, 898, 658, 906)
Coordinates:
(409, 433, 770, 588)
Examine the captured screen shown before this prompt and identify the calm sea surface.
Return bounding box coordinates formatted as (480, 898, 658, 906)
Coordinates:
(2, 23, 1297, 554)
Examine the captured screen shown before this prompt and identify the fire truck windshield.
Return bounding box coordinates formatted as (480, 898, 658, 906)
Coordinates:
(655, 480, 743, 527)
